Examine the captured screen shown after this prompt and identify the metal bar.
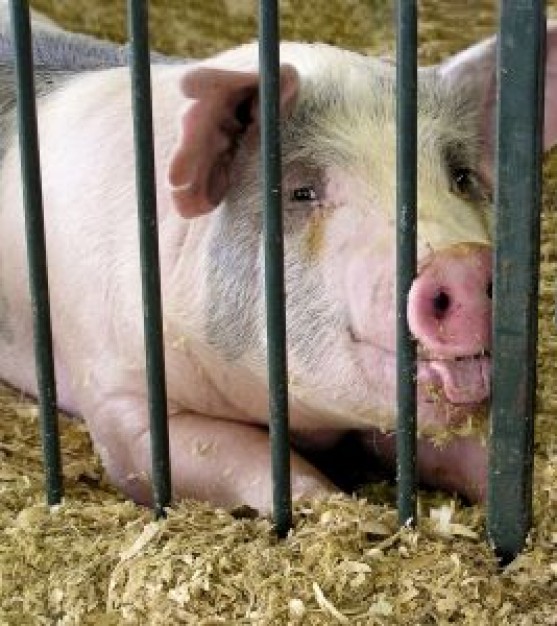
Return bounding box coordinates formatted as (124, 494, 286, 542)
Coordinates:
(259, 0, 292, 537)
(488, 1, 546, 564)
(9, 0, 63, 505)
(395, 0, 418, 527)
(127, 0, 171, 518)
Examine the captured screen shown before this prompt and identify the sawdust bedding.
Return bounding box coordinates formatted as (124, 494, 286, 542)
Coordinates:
(1, 1, 556, 623)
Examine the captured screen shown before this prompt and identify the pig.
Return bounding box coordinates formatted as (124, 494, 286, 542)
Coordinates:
(1, 13, 556, 514)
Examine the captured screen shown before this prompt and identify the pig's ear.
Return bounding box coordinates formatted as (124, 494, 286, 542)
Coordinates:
(438, 21, 557, 181)
(168, 64, 299, 218)
(437, 34, 498, 182)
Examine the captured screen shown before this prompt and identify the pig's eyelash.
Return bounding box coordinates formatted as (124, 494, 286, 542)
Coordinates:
(290, 186, 318, 203)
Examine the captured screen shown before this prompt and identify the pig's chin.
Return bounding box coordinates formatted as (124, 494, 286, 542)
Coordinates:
(418, 354, 491, 406)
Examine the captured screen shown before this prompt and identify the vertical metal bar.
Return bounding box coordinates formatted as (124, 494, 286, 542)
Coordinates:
(395, 0, 418, 527)
(488, 1, 545, 564)
(9, 0, 63, 505)
(127, 0, 171, 518)
(259, 0, 292, 537)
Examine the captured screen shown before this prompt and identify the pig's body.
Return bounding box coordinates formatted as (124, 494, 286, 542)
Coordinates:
(1, 14, 556, 512)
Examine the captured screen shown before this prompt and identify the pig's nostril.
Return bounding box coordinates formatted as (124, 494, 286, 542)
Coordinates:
(486, 281, 493, 300)
(432, 290, 451, 319)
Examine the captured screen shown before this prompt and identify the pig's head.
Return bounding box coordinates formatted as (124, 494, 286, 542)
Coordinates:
(167, 28, 557, 433)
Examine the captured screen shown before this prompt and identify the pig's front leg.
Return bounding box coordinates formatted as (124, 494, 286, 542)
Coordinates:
(360, 429, 488, 503)
(87, 398, 336, 514)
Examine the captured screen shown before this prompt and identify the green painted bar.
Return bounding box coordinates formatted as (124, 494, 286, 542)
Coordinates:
(395, 0, 418, 527)
(9, 0, 63, 505)
(259, 0, 292, 537)
(127, 0, 171, 518)
(488, 1, 545, 563)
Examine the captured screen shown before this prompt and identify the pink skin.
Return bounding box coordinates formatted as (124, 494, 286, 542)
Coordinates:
(1, 28, 557, 514)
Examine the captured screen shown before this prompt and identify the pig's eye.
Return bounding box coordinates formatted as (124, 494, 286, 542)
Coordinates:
(450, 168, 489, 203)
(290, 186, 318, 203)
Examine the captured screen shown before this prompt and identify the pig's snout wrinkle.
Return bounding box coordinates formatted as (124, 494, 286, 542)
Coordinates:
(407, 243, 492, 359)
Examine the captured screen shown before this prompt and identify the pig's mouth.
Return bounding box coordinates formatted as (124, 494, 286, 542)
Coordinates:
(417, 352, 491, 405)
(350, 327, 491, 406)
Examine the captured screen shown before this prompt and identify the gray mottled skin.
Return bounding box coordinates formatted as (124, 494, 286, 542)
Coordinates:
(0, 18, 176, 68)
(206, 205, 262, 362)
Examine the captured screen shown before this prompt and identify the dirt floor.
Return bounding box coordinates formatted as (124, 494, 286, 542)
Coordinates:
(1, 1, 557, 623)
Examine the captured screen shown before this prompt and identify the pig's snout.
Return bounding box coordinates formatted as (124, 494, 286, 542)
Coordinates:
(407, 244, 492, 359)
